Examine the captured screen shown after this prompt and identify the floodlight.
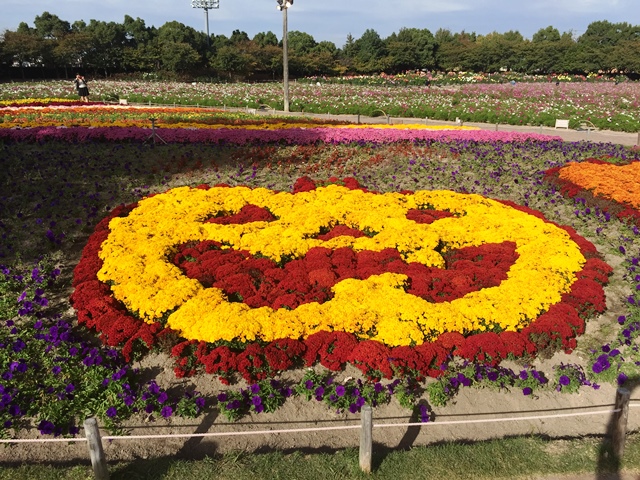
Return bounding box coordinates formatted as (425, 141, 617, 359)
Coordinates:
(276, 0, 294, 112)
(191, 0, 219, 8)
(191, 0, 220, 46)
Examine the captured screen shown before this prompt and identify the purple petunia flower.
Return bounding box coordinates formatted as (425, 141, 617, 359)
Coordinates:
(106, 407, 117, 418)
(280, 387, 293, 398)
(148, 382, 160, 394)
(217, 392, 228, 402)
(305, 380, 314, 390)
(349, 404, 359, 414)
(559, 375, 570, 386)
(251, 396, 262, 407)
(419, 404, 430, 423)
(592, 360, 608, 374)
(522, 387, 533, 396)
(38, 420, 55, 435)
(335, 385, 346, 397)
(250, 384, 260, 394)
(160, 406, 173, 418)
(8, 404, 21, 417)
(157, 392, 168, 404)
(617, 373, 628, 386)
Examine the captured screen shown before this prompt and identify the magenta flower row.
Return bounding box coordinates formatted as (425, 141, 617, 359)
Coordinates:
(0, 126, 562, 145)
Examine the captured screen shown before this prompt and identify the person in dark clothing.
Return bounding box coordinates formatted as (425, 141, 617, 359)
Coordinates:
(74, 74, 90, 102)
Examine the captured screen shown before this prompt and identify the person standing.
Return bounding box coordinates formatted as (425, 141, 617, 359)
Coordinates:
(74, 73, 90, 102)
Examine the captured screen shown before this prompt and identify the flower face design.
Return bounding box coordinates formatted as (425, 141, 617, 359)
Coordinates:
(96, 184, 585, 347)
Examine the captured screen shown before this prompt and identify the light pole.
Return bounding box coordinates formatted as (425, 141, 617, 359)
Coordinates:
(276, 0, 293, 112)
(191, 0, 220, 47)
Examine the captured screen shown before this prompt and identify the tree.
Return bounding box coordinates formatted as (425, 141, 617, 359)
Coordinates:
(2, 30, 43, 78)
(54, 31, 93, 77)
(156, 21, 207, 72)
(82, 20, 127, 75)
(353, 29, 386, 73)
(229, 30, 250, 44)
(212, 44, 252, 79)
(161, 42, 202, 73)
(287, 31, 316, 55)
(610, 40, 640, 73)
(33, 12, 70, 40)
(337, 33, 357, 73)
(578, 20, 639, 47)
(123, 15, 153, 47)
(532, 26, 561, 43)
(435, 30, 476, 72)
(122, 16, 156, 72)
(469, 30, 526, 72)
(384, 27, 436, 73)
(253, 31, 278, 47)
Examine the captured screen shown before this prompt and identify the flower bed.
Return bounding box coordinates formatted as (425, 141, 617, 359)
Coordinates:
(0, 125, 561, 146)
(2, 79, 640, 131)
(71, 177, 611, 383)
(4, 92, 640, 435)
(544, 158, 640, 225)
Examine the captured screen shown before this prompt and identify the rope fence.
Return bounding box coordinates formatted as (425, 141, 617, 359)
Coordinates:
(1, 388, 636, 479)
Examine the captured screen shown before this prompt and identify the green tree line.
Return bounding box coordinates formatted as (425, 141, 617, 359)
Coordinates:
(1, 12, 640, 80)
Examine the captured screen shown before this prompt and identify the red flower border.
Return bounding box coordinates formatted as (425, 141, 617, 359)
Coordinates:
(71, 178, 612, 382)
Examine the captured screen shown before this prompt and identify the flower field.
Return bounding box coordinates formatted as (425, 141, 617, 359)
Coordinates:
(2, 77, 640, 131)
(1, 98, 640, 438)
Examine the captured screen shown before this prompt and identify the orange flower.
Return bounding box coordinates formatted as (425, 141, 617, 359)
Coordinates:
(557, 161, 640, 208)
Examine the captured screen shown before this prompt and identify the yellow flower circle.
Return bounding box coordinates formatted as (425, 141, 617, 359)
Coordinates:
(97, 185, 585, 347)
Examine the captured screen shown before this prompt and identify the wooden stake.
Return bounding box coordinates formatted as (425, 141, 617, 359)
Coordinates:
(359, 405, 373, 473)
(612, 388, 631, 460)
(84, 417, 109, 480)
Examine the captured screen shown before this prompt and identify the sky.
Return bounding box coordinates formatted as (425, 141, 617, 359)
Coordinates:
(2, 0, 640, 47)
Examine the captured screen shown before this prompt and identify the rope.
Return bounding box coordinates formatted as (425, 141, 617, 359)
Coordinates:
(0, 405, 632, 444)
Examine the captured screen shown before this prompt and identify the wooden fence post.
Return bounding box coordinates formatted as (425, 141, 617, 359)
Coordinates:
(84, 417, 109, 480)
(359, 405, 373, 473)
(495, 123, 499, 131)
(357, 114, 360, 124)
(612, 387, 631, 460)
(636, 131, 639, 146)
